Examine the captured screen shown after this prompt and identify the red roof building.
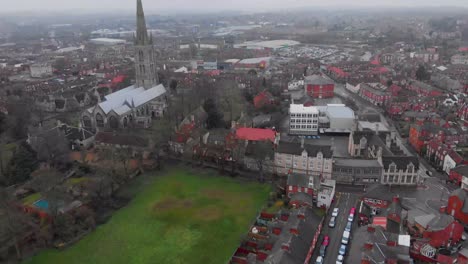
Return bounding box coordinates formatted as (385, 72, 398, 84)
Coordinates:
(235, 128, 276, 142)
(450, 165, 468, 186)
(447, 189, 468, 225)
(304, 75, 335, 98)
(253, 90, 275, 109)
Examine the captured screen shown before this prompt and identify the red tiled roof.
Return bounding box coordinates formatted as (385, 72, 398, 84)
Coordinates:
(459, 47, 468, 52)
(327, 66, 349, 77)
(235, 128, 276, 142)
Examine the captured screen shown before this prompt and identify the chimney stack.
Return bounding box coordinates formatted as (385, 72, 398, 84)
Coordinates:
(375, 123, 380, 135)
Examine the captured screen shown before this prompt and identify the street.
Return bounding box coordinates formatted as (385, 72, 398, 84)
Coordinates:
(310, 192, 359, 264)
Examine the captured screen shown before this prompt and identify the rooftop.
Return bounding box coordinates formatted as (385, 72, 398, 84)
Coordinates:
(290, 104, 319, 114)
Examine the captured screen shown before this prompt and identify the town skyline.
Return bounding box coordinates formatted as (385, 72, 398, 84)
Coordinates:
(1, 0, 468, 14)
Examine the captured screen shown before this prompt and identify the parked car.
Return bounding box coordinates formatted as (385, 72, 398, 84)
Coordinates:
(348, 214, 354, 222)
(332, 208, 339, 217)
(350, 207, 356, 216)
(315, 256, 324, 264)
(345, 221, 352, 232)
(339, 244, 347, 256)
(336, 254, 344, 264)
(329, 216, 336, 228)
(320, 235, 330, 256)
(341, 231, 350, 245)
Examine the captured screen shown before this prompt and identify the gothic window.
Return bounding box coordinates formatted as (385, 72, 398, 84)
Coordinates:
(123, 117, 128, 128)
(139, 50, 144, 62)
(142, 65, 146, 74)
(109, 116, 119, 129)
(96, 113, 104, 127)
(82, 116, 92, 127)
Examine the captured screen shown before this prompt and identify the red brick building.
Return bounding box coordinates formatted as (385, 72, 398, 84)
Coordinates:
(286, 173, 314, 198)
(304, 75, 334, 98)
(446, 189, 468, 225)
(407, 80, 443, 97)
(450, 165, 468, 185)
(358, 83, 392, 106)
(421, 215, 464, 248)
(409, 123, 444, 153)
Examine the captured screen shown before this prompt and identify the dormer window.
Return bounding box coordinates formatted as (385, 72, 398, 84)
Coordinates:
(408, 164, 414, 173)
(317, 152, 323, 159)
(389, 163, 397, 172)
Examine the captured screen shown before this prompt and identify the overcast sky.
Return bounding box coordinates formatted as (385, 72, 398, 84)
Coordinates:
(1, 0, 467, 13)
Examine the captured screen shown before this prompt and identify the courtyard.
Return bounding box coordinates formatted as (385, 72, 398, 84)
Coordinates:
(24, 168, 271, 264)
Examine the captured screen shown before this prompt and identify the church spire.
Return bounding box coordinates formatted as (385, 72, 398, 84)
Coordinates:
(136, 0, 149, 45)
(134, 0, 158, 89)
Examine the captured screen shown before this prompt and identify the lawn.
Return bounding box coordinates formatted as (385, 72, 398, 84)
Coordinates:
(24, 168, 270, 264)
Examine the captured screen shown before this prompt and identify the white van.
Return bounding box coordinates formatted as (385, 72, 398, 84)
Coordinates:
(341, 231, 350, 245)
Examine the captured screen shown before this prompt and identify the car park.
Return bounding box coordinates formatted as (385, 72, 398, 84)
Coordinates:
(339, 244, 347, 256)
(332, 208, 339, 217)
(329, 216, 336, 228)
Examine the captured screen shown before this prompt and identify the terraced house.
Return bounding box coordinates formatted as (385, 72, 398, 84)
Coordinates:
(274, 140, 333, 179)
(379, 156, 420, 186)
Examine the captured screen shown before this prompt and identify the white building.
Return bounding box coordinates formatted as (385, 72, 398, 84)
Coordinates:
(274, 140, 333, 178)
(380, 156, 420, 186)
(317, 179, 336, 209)
(30, 63, 53, 78)
(443, 152, 459, 175)
(451, 54, 468, 65)
(317, 104, 355, 132)
(289, 104, 319, 135)
(89, 38, 126, 46)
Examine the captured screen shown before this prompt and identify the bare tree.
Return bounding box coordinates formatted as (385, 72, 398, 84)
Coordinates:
(0, 188, 30, 260)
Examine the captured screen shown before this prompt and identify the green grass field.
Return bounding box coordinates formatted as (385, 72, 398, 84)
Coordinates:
(24, 168, 270, 264)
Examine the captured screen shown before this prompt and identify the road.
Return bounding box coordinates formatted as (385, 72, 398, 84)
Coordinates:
(310, 192, 359, 264)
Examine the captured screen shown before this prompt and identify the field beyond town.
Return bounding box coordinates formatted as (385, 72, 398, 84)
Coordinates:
(24, 168, 271, 264)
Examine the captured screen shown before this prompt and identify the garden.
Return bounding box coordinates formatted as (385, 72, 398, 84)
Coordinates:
(24, 168, 270, 264)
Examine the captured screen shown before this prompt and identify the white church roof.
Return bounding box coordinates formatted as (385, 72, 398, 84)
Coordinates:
(98, 84, 166, 115)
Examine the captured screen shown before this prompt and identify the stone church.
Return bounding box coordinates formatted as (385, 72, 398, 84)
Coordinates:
(82, 0, 167, 130)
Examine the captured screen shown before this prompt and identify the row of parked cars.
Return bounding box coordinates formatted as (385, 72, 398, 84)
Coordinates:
(316, 207, 356, 264)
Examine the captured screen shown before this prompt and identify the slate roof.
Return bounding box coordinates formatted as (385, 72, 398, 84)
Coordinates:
(451, 189, 468, 214)
(305, 74, 333, 85)
(287, 174, 310, 188)
(381, 156, 420, 171)
(414, 214, 436, 228)
(452, 165, 468, 176)
(276, 141, 333, 158)
(426, 214, 454, 231)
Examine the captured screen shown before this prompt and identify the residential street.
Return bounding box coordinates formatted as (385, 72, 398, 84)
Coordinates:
(310, 192, 359, 264)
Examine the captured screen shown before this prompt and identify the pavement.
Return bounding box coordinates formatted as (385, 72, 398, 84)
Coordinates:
(310, 192, 359, 264)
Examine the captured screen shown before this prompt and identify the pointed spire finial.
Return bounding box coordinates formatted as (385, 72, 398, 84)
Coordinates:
(135, 0, 149, 45)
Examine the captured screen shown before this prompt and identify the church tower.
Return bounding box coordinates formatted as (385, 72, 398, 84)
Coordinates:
(135, 0, 158, 89)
